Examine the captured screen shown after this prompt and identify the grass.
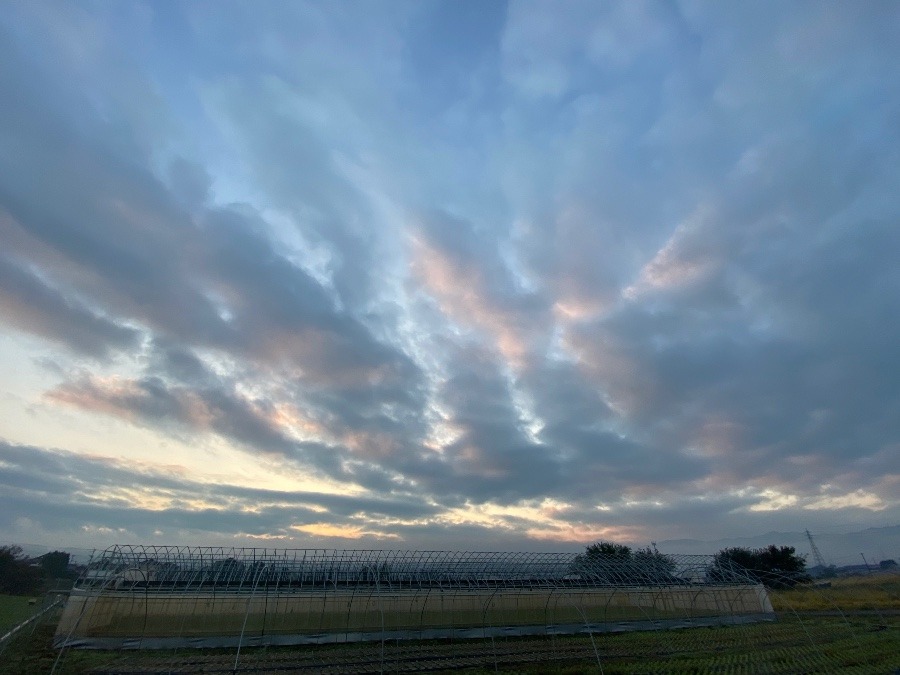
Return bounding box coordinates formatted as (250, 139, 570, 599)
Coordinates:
(3, 613, 899, 674)
(5, 577, 898, 673)
(769, 572, 900, 612)
(0, 595, 41, 633)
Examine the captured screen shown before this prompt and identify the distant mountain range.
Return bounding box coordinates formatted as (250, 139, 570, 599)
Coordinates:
(659, 525, 900, 566)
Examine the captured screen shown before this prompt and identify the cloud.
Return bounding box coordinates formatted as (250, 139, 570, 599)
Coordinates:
(0, 254, 140, 357)
(0, 440, 439, 542)
(409, 210, 550, 364)
(0, 2, 898, 551)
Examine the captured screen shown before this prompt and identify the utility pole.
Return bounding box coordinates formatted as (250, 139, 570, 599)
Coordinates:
(860, 553, 872, 572)
(805, 529, 827, 569)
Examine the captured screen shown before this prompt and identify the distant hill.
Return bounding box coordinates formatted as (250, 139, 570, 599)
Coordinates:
(659, 525, 900, 566)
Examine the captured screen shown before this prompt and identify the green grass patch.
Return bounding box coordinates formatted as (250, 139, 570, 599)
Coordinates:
(0, 594, 40, 633)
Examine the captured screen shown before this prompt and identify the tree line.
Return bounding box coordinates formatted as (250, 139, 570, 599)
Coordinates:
(0, 546, 75, 595)
(574, 541, 812, 589)
(7, 541, 890, 594)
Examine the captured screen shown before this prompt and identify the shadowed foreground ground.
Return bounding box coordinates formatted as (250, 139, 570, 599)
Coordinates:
(3, 613, 898, 674)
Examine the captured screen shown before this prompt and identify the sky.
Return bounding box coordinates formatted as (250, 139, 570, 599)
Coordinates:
(0, 0, 898, 555)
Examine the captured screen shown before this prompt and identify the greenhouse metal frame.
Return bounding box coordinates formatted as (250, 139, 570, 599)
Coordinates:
(56, 545, 775, 649)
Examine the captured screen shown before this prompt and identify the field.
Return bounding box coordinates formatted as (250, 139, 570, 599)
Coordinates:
(5, 614, 899, 674)
(0, 594, 40, 633)
(769, 572, 900, 612)
(2, 574, 898, 673)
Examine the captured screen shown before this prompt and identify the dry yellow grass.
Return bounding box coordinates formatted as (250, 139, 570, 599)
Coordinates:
(769, 572, 900, 612)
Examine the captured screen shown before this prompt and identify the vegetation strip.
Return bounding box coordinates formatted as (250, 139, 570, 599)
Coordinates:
(0, 597, 64, 648)
(41, 617, 900, 674)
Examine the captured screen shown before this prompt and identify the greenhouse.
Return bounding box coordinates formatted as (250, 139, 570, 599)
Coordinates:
(56, 545, 774, 649)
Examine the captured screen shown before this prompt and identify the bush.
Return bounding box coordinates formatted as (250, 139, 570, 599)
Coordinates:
(707, 545, 810, 589)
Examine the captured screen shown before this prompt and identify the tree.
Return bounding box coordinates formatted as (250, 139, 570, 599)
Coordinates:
(572, 541, 679, 585)
(0, 546, 42, 595)
(707, 545, 810, 589)
(39, 550, 72, 579)
(585, 542, 633, 560)
(634, 546, 678, 581)
(879, 559, 898, 570)
(571, 541, 631, 579)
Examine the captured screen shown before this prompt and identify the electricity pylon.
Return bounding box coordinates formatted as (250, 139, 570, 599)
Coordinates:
(805, 529, 827, 569)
